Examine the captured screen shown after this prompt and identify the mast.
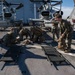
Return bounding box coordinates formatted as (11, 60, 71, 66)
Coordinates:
(34, 3, 36, 19)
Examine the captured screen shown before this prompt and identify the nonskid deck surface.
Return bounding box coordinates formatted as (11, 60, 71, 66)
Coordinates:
(0, 27, 75, 75)
(0, 45, 21, 62)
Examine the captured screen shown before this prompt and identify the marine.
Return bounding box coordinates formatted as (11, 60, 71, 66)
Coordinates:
(30, 26, 44, 43)
(52, 13, 60, 40)
(52, 11, 63, 40)
(0, 28, 16, 46)
(56, 15, 73, 53)
(19, 28, 31, 41)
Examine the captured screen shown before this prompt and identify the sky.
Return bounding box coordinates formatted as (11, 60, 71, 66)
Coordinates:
(62, 0, 74, 19)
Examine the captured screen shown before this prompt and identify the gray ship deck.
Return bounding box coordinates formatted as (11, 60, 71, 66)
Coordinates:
(0, 27, 75, 75)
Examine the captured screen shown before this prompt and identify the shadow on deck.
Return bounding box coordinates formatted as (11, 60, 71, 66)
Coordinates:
(0, 45, 46, 75)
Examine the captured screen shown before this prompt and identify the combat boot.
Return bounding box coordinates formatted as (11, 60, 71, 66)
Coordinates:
(64, 48, 71, 53)
(57, 45, 63, 49)
(57, 41, 63, 49)
(64, 50, 70, 53)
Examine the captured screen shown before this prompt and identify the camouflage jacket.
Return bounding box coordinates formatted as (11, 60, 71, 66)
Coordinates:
(51, 18, 59, 28)
(60, 19, 73, 34)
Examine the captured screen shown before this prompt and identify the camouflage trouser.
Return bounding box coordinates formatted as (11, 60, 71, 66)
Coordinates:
(32, 34, 42, 42)
(58, 39, 66, 50)
(58, 31, 73, 51)
(53, 27, 59, 40)
(66, 32, 73, 50)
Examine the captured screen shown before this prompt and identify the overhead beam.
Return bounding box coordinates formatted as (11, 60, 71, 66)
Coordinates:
(51, 1, 62, 6)
(30, 0, 49, 2)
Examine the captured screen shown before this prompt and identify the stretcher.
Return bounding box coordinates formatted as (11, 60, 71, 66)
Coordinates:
(42, 45, 73, 69)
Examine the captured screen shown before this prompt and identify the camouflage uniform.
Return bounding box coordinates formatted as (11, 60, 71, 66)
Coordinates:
(30, 26, 44, 43)
(0, 27, 23, 46)
(58, 19, 73, 52)
(52, 18, 59, 40)
(19, 28, 31, 40)
(2, 31, 16, 46)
